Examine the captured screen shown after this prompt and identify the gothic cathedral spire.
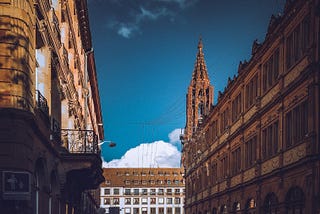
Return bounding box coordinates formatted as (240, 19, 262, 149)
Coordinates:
(184, 38, 214, 140)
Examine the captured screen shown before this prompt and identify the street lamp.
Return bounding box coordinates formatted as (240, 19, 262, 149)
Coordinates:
(99, 140, 116, 147)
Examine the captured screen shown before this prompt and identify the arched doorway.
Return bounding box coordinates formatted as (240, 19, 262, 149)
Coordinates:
(262, 192, 278, 214)
(285, 186, 305, 214)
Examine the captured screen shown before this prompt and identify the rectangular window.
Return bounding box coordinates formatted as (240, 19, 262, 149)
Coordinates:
(245, 136, 257, 168)
(104, 189, 110, 195)
(166, 189, 172, 195)
(220, 108, 229, 133)
(211, 162, 217, 184)
(133, 208, 139, 214)
(167, 198, 173, 204)
(104, 198, 110, 205)
(150, 189, 156, 195)
(159, 208, 164, 214)
(231, 147, 241, 175)
(133, 189, 139, 195)
(175, 208, 181, 214)
(125, 198, 131, 205)
(142, 189, 147, 195)
(245, 74, 258, 109)
(133, 198, 139, 205)
(113, 198, 119, 205)
(286, 15, 310, 69)
(285, 101, 308, 148)
(125, 208, 131, 214)
(113, 189, 119, 195)
(174, 189, 180, 195)
(150, 198, 156, 204)
(220, 155, 228, 178)
(158, 189, 164, 195)
(232, 93, 242, 122)
(262, 121, 279, 159)
(174, 197, 181, 204)
(212, 120, 218, 139)
(124, 189, 131, 195)
(151, 208, 156, 214)
(141, 198, 147, 204)
(158, 198, 164, 204)
(263, 49, 279, 92)
(167, 208, 172, 214)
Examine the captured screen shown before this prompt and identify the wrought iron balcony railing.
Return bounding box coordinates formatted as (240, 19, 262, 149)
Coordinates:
(61, 129, 99, 154)
(36, 90, 49, 116)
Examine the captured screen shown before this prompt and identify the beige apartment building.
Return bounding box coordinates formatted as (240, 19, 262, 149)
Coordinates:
(0, 0, 104, 213)
(100, 168, 185, 214)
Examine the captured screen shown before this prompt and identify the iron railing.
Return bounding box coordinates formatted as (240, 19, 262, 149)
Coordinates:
(61, 129, 99, 154)
(36, 90, 49, 116)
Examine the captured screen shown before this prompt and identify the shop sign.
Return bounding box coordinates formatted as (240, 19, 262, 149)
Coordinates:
(2, 171, 31, 200)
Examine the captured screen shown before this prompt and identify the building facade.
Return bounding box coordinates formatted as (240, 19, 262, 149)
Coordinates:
(182, 0, 320, 213)
(100, 168, 185, 214)
(0, 0, 104, 213)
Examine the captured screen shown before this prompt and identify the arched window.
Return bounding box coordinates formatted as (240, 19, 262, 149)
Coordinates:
(232, 202, 241, 213)
(33, 158, 49, 214)
(220, 205, 228, 214)
(49, 171, 60, 214)
(263, 193, 278, 214)
(286, 186, 305, 214)
(198, 102, 204, 117)
(34, 159, 47, 214)
(212, 208, 217, 214)
(35, 171, 40, 214)
(245, 198, 256, 214)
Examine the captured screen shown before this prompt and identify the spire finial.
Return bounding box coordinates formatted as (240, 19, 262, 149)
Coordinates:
(198, 36, 203, 51)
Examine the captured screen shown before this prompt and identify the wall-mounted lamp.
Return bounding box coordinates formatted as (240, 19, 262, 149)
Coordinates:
(99, 140, 116, 147)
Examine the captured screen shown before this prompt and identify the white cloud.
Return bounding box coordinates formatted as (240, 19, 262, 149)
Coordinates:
(118, 26, 133, 38)
(139, 7, 169, 21)
(168, 128, 183, 144)
(103, 140, 181, 168)
(156, 0, 198, 9)
(105, 0, 199, 38)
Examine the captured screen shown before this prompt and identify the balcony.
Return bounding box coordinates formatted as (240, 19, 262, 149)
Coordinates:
(61, 129, 99, 154)
(36, 90, 49, 117)
(59, 129, 104, 191)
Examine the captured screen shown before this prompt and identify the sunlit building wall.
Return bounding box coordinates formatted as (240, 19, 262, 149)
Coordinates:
(0, 0, 104, 213)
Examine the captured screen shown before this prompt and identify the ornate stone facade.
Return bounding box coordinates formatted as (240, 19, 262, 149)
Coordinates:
(182, 0, 320, 213)
(0, 0, 104, 213)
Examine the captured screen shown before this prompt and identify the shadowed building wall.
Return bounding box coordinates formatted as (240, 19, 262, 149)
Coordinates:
(182, 0, 320, 213)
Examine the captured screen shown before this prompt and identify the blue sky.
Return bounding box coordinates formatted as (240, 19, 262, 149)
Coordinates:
(87, 0, 286, 166)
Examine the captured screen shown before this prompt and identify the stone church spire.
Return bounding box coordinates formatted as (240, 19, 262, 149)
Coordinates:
(184, 38, 214, 140)
(191, 37, 209, 82)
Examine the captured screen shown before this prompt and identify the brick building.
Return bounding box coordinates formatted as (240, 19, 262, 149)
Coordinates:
(182, 0, 320, 213)
(100, 168, 185, 214)
(0, 0, 104, 213)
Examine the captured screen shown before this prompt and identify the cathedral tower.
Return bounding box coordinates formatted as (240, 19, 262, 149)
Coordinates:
(184, 38, 214, 140)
